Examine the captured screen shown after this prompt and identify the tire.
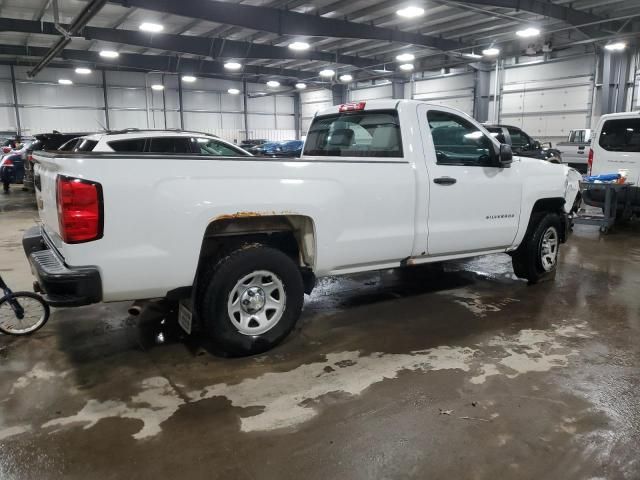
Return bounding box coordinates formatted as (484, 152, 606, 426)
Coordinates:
(511, 212, 561, 284)
(0, 292, 50, 335)
(199, 244, 304, 356)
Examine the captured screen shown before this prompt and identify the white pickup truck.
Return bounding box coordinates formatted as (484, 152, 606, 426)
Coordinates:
(24, 100, 580, 355)
(556, 128, 592, 174)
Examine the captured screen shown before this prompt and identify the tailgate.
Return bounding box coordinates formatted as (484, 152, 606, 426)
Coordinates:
(33, 152, 62, 244)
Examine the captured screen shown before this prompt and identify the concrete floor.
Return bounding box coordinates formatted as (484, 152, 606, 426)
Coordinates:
(1, 189, 639, 479)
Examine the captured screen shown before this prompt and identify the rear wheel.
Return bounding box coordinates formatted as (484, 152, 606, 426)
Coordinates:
(199, 244, 304, 356)
(0, 292, 50, 335)
(512, 213, 561, 284)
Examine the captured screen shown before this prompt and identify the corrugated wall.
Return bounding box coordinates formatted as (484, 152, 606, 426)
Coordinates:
(0, 66, 295, 143)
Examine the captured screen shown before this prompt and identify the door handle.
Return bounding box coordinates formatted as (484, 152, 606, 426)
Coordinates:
(433, 176, 457, 185)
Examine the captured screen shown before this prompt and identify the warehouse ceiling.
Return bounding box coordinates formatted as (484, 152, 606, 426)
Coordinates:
(0, 0, 639, 85)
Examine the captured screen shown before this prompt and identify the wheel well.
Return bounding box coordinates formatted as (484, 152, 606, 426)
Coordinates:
(196, 215, 316, 293)
(529, 197, 567, 241)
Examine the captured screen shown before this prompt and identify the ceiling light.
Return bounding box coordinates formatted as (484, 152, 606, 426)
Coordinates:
(228, 88, 240, 94)
(266, 80, 280, 87)
(339, 74, 353, 82)
(463, 52, 483, 59)
(58, 79, 72, 85)
(396, 6, 425, 18)
(482, 47, 500, 56)
(75, 67, 91, 74)
(99, 50, 119, 58)
(139, 22, 164, 33)
(319, 69, 335, 77)
(399, 63, 414, 71)
(295, 82, 307, 89)
(224, 61, 242, 70)
(604, 42, 626, 51)
(289, 42, 310, 51)
(396, 53, 415, 62)
(516, 27, 540, 38)
(181, 75, 196, 82)
(151, 84, 164, 91)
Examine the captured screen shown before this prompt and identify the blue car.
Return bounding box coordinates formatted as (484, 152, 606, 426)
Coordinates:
(255, 140, 304, 157)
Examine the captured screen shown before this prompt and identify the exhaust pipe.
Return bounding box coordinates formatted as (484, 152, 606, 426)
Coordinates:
(128, 300, 148, 316)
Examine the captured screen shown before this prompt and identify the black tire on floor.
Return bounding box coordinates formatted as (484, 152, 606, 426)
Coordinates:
(511, 212, 562, 284)
(199, 244, 304, 356)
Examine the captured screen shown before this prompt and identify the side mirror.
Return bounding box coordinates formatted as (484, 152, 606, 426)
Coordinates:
(532, 140, 541, 150)
(497, 143, 513, 167)
(495, 132, 506, 144)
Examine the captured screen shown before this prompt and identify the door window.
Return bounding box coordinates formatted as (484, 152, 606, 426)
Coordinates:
(427, 110, 494, 166)
(108, 138, 147, 152)
(506, 127, 530, 149)
(147, 137, 193, 153)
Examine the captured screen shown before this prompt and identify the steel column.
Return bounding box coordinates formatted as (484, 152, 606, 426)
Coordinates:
(178, 75, 184, 130)
(101, 69, 110, 130)
(9, 65, 21, 136)
(243, 79, 249, 141)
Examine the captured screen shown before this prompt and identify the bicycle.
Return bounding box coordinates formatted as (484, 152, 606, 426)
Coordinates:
(0, 274, 49, 335)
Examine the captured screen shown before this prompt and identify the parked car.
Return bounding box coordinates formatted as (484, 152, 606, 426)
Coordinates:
(257, 140, 304, 157)
(23, 132, 90, 191)
(583, 112, 640, 215)
(66, 129, 252, 155)
(1, 139, 31, 194)
(556, 128, 592, 173)
(238, 139, 268, 150)
(24, 100, 579, 356)
(484, 124, 562, 164)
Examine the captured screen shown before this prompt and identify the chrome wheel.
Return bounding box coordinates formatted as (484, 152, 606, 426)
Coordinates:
(540, 226, 559, 272)
(227, 270, 286, 336)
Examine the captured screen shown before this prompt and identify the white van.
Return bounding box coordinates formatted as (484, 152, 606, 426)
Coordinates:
(584, 111, 640, 214)
(589, 112, 640, 182)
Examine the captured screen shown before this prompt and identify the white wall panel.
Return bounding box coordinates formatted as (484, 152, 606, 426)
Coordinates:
(19, 108, 106, 133)
(412, 73, 474, 116)
(350, 84, 392, 101)
(184, 112, 222, 132)
(248, 113, 275, 129)
(0, 80, 14, 104)
(108, 110, 149, 130)
(0, 107, 16, 130)
(183, 90, 220, 111)
(275, 96, 294, 114)
(107, 88, 146, 109)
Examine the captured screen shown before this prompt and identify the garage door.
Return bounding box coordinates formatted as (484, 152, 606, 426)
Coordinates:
(412, 73, 475, 116)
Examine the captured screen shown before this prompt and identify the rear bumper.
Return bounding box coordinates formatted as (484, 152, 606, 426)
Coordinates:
(22, 226, 102, 307)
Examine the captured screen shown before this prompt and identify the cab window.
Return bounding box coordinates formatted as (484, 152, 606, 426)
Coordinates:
(303, 110, 403, 158)
(427, 110, 494, 166)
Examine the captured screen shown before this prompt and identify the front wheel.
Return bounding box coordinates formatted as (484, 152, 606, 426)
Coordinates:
(0, 292, 50, 335)
(199, 244, 304, 356)
(512, 213, 561, 284)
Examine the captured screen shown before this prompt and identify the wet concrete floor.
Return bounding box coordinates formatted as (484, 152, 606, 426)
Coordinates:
(1, 189, 639, 479)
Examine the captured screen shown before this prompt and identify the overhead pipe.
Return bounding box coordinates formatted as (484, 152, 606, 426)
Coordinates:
(27, 0, 108, 78)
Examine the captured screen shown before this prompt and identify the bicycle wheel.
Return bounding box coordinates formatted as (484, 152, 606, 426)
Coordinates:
(0, 292, 50, 335)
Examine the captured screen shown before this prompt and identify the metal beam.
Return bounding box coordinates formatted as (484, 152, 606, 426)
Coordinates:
(27, 0, 107, 77)
(0, 45, 311, 81)
(0, 18, 380, 70)
(108, 0, 468, 52)
(451, 0, 624, 37)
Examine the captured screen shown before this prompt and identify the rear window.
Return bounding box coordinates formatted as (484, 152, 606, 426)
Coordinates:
(75, 139, 98, 152)
(108, 138, 146, 152)
(599, 118, 640, 152)
(303, 110, 403, 157)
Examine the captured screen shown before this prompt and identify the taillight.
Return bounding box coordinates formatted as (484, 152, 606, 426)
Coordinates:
(587, 148, 594, 175)
(56, 175, 103, 244)
(3, 158, 13, 166)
